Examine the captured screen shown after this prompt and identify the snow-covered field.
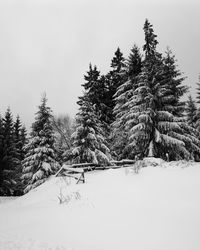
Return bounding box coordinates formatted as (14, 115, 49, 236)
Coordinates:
(0, 158, 200, 250)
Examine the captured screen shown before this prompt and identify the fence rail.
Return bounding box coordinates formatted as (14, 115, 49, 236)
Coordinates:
(56, 160, 135, 174)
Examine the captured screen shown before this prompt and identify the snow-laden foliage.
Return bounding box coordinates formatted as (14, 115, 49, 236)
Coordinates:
(112, 19, 200, 161)
(111, 45, 142, 159)
(68, 96, 111, 165)
(22, 96, 59, 193)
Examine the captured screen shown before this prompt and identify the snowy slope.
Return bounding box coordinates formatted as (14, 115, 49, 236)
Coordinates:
(0, 159, 200, 250)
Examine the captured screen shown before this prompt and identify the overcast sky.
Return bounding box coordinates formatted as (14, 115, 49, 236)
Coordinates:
(0, 0, 200, 129)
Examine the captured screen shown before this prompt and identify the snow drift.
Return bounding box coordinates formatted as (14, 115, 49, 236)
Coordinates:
(0, 158, 200, 250)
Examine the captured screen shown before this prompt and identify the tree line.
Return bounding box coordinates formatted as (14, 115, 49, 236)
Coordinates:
(70, 19, 200, 163)
(1, 19, 200, 196)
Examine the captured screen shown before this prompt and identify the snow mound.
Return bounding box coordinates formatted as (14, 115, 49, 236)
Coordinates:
(15, 158, 199, 207)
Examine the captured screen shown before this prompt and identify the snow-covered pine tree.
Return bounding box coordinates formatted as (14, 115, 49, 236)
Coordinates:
(185, 95, 197, 128)
(111, 45, 142, 159)
(161, 52, 200, 160)
(1, 108, 18, 195)
(124, 19, 200, 160)
(22, 96, 59, 193)
(70, 95, 110, 165)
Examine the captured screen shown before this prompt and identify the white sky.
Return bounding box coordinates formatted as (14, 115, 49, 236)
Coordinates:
(0, 0, 199, 129)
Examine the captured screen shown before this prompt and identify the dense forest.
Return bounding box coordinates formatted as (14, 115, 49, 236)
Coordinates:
(1, 19, 200, 196)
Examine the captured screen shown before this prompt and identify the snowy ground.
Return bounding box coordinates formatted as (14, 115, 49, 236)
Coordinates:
(0, 158, 200, 250)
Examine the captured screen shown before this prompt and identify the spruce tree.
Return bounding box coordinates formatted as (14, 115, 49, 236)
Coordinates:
(82, 64, 101, 114)
(111, 45, 142, 159)
(70, 95, 110, 165)
(22, 96, 59, 193)
(123, 19, 200, 160)
(1, 108, 18, 195)
(81, 64, 111, 125)
(106, 47, 126, 123)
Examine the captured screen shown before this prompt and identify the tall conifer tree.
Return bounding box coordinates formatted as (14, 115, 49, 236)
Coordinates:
(70, 95, 110, 165)
(111, 45, 142, 159)
(22, 96, 59, 193)
(1, 108, 18, 195)
(123, 19, 200, 160)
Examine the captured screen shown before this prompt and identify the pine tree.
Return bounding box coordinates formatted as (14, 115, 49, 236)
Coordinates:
(1, 108, 18, 195)
(22, 96, 59, 193)
(82, 64, 101, 113)
(123, 19, 200, 160)
(185, 95, 197, 128)
(81, 64, 111, 125)
(111, 45, 142, 159)
(70, 95, 110, 165)
(101, 47, 126, 125)
(111, 47, 125, 72)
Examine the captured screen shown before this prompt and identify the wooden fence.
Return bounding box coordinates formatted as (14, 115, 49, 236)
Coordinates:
(54, 160, 136, 184)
